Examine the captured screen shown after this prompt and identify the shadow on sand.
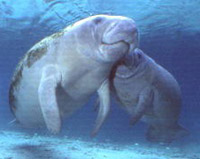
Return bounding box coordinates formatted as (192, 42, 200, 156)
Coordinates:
(13, 143, 69, 159)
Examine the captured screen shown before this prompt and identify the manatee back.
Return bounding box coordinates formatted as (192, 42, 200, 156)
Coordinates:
(149, 61, 182, 119)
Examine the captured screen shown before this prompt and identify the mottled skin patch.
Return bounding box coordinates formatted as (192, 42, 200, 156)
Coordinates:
(26, 31, 64, 68)
(9, 30, 65, 114)
(50, 31, 64, 39)
(9, 60, 24, 114)
(26, 42, 47, 68)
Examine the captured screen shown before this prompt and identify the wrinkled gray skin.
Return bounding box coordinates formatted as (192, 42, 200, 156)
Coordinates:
(9, 15, 138, 136)
(111, 48, 189, 143)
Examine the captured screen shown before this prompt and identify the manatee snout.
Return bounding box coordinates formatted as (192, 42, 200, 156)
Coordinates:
(103, 18, 138, 46)
(100, 17, 138, 62)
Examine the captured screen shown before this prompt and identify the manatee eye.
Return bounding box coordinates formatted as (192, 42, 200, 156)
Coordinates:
(93, 17, 103, 25)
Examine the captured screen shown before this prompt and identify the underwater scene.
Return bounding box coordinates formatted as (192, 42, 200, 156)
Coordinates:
(0, 0, 200, 159)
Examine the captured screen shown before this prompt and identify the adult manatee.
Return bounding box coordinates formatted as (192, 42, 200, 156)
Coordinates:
(9, 15, 138, 136)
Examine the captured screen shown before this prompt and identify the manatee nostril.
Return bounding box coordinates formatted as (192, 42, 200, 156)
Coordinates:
(93, 17, 103, 25)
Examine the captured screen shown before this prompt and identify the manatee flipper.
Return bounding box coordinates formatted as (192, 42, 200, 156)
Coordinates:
(130, 87, 154, 125)
(38, 65, 62, 134)
(146, 124, 189, 143)
(91, 79, 110, 137)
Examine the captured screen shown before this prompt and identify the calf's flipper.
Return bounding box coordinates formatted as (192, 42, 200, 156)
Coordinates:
(130, 87, 154, 125)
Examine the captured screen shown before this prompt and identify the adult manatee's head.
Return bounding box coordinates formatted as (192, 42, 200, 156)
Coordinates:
(70, 15, 139, 63)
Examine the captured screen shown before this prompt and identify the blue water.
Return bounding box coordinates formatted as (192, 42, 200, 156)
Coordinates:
(0, 0, 200, 150)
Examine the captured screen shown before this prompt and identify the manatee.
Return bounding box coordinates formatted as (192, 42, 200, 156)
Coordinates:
(110, 48, 189, 143)
(9, 15, 138, 136)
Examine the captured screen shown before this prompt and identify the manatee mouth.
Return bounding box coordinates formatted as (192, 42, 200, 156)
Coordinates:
(101, 39, 130, 47)
(115, 53, 141, 79)
(101, 40, 129, 45)
(99, 39, 130, 61)
(115, 64, 137, 79)
(116, 58, 148, 79)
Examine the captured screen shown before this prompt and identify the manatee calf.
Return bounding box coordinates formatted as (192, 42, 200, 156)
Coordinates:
(9, 15, 138, 136)
(111, 48, 188, 143)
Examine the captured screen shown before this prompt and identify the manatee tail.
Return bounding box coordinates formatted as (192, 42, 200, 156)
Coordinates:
(146, 124, 189, 143)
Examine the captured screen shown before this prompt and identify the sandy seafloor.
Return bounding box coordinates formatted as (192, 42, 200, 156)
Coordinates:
(0, 128, 199, 159)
